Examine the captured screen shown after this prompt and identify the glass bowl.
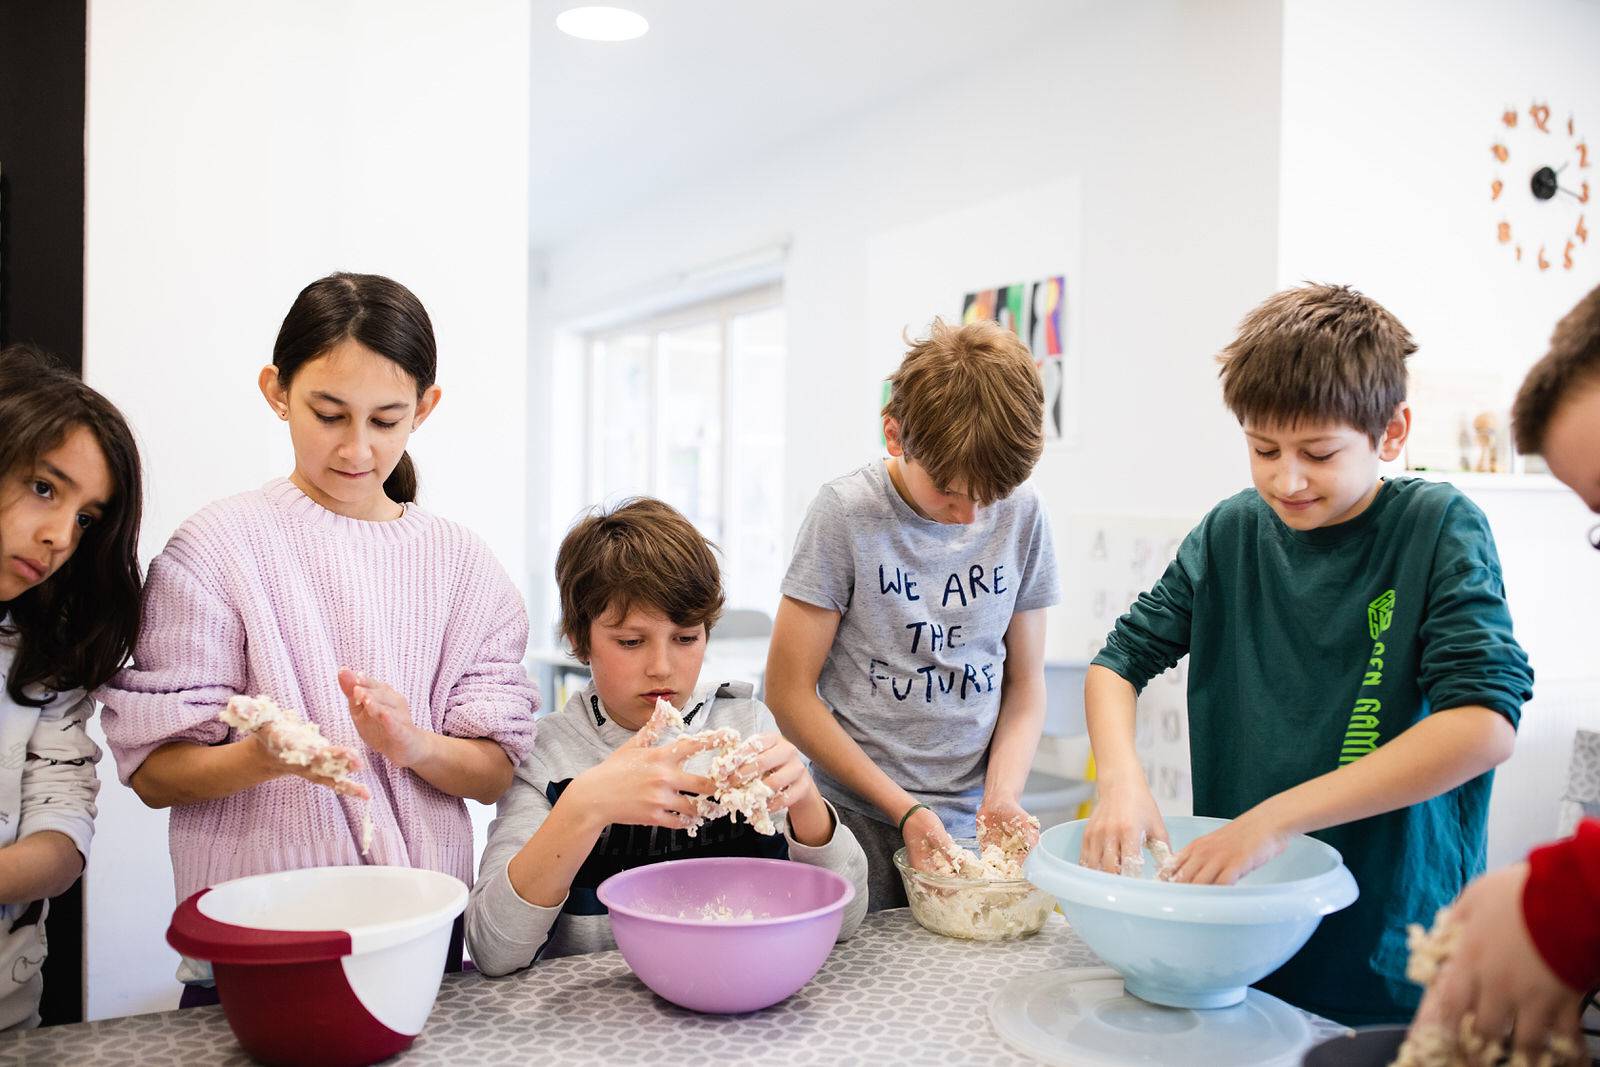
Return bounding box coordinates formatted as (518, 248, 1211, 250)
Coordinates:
(892, 839, 1054, 941)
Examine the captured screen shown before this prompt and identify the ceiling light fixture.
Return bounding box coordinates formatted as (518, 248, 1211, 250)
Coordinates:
(555, 6, 649, 42)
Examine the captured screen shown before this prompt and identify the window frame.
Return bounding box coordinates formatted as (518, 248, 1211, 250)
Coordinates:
(580, 285, 784, 590)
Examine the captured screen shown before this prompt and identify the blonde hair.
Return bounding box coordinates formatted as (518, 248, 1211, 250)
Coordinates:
(555, 497, 724, 661)
(882, 318, 1044, 505)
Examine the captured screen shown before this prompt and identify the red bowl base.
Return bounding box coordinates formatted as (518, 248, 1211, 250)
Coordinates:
(215, 959, 414, 1067)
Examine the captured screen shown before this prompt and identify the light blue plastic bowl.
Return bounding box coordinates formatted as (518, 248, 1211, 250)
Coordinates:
(1025, 816, 1358, 1009)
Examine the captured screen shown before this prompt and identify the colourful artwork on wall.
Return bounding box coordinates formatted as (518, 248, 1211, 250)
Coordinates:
(963, 275, 1067, 441)
(961, 288, 996, 323)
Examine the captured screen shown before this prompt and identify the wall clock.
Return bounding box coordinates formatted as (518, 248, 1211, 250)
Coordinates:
(1492, 102, 1589, 271)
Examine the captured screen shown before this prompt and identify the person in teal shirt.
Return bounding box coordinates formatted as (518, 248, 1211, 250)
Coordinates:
(1081, 283, 1534, 1027)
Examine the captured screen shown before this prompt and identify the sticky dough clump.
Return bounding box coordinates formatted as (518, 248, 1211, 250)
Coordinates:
(221, 694, 373, 855)
(1115, 836, 1180, 881)
(640, 697, 776, 837)
(927, 811, 1042, 880)
(906, 813, 1051, 940)
(1389, 908, 1582, 1067)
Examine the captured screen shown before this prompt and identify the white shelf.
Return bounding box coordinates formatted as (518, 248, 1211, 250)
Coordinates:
(1401, 470, 1565, 492)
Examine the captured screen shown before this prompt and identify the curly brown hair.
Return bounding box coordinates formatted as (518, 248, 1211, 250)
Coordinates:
(1512, 283, 1600, 455)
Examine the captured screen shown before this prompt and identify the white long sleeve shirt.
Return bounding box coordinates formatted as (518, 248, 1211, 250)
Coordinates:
(0, 635, 102, 1031)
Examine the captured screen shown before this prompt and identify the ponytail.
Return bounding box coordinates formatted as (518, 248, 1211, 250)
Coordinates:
(385, 450, 418, 504)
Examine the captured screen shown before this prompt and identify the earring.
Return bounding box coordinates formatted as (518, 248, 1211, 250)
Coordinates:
(279, 409, 289, 421)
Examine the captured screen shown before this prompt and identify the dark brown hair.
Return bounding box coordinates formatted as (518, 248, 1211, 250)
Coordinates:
(555, 497, 724, 662)
(0, 344, 144, 706)
(1217, 283, 1416, 443)
(882, 317, 1044, 505)
(272, 273, 436, 502)
(1512, 282, 1600, 455)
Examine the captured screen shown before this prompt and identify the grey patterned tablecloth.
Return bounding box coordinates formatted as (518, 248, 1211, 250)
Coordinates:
(0, 910, 1345, 1066)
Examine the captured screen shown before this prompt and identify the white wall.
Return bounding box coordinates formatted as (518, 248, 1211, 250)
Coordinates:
(82, 0, 530, 1019)
(535, 0, 1600, 874)
(1279, 0, 1600, 376)
(1278, 0, 1600, 866)
(535, 0, 1286, 662)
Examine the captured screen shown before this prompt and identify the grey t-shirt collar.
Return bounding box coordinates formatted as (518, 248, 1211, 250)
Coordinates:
(875, 458, 972, 532)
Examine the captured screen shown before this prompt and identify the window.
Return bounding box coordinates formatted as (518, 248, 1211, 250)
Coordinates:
(582, 286, 786, 612)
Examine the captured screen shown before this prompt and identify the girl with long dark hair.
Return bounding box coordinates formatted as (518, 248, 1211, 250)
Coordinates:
(97, 273, 537, 1005)
(0, 344, 143, 1029)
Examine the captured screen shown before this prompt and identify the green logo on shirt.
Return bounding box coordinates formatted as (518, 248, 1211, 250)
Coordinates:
(1367, 590, 1395, 641)
(1341, 589, 1397, 764)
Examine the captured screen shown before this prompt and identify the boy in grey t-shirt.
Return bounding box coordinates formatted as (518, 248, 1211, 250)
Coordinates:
(768, 319, 1060, 909)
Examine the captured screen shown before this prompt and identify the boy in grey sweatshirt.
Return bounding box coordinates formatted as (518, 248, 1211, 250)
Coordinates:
(466, 499, 867, 976)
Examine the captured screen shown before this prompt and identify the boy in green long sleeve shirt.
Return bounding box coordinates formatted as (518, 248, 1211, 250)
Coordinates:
(1082, 284, 1534, 1027)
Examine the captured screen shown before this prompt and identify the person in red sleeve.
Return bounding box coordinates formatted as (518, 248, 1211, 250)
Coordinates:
(1410, 283, 1600, 1055)
(1524, 820, 1600, 1000)
(1411, 822, 1599, 1052)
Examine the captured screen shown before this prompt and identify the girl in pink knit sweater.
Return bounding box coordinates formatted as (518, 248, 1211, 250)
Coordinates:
(97, 274, 538, 1003)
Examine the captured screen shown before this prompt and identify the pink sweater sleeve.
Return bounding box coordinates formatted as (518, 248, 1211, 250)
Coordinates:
(439, 573, 538, 766)
(95, 551, 245, 784)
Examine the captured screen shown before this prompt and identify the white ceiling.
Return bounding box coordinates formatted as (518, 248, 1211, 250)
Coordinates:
(529, 0, 1072, 248)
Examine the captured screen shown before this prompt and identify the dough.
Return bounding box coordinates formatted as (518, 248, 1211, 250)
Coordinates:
(1108, 835, 1179, 880)
(220, 694, 373, 856)
(907, 819, 1051, 940)
(641, 697, 777, 837)
(677, 900, 761, 921)
(1404, 906, 1460, 987)
(221, 694, 357, 780)
(634, 698, 685, 747)
(1393, 1017, 1578, 1067)
(1149, 839, 1179, 881)
(975, 810, 1041, 877)
(932, 812, 1041, 881)
(1390, 908, 1581, 1067)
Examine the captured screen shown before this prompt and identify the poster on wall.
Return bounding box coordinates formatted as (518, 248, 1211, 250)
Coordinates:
(864, 178, 1084, 453)
(962, 275, 1067, 442)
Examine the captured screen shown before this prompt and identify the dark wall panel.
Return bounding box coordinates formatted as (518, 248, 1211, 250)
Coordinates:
(0, 0, 90, 1027)
(0, 0, 87, 372)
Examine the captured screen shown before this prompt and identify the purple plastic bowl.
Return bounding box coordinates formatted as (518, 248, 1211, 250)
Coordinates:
(596, 856, 854, 1014)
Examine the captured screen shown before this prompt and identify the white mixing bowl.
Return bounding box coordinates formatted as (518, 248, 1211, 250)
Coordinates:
(167, 865, 466, 1066)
